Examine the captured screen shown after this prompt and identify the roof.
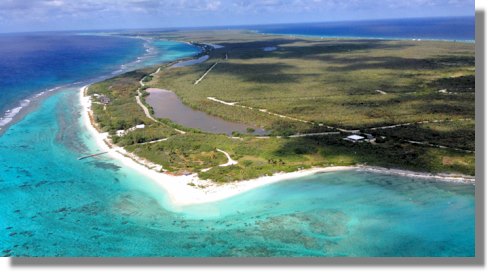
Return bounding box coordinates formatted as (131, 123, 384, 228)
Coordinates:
(347, 135, 365, 140)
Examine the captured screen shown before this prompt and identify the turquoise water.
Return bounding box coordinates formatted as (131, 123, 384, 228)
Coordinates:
(0, 35, 199, 131)
(141, 40, 200, 66)
(0, 90, 475, 256)
(0, 34, 475, 257)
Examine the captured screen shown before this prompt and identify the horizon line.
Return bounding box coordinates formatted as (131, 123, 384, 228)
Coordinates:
(0, 14, 475, 35)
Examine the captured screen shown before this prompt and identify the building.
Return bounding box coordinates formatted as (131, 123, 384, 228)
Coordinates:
(99, 95, 111, 105)
(116, 124, 145, 137)
(344, 134, 365, 143)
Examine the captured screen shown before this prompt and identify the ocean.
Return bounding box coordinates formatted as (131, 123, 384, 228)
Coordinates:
(253, 16, 475, 41)
(0, 34, 199, 131)
(0, 34, 144, 128)
(0, 22, 475, 257)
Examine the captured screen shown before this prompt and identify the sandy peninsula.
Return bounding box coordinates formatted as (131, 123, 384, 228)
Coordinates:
(80, 86, 475, 208)
(80, 86, 359, 207)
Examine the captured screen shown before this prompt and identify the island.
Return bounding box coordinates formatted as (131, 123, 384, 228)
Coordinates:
(82, 30, 475, 204)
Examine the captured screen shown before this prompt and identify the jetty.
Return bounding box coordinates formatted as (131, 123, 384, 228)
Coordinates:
(77, 151, 108, 160)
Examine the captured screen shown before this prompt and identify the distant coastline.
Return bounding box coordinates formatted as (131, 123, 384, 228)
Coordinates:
(251, 16, 475, 42)
(253, 31, 476, 44)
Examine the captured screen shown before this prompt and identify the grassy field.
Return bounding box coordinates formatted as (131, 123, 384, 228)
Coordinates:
(148, 31, 474, 131)
(89, 30, 475, 181)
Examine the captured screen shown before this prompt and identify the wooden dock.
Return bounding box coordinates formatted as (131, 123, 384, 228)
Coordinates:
(77, 151, 108, 160)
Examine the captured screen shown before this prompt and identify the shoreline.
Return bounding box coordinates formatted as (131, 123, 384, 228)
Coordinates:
(0, 35, 160, 136)
(7, 37, 203, 134)
(80, 86, 475, 209)
(81, 85, 359, 208)
(356, 166, 475, 184)
(256, 31, 476, 44)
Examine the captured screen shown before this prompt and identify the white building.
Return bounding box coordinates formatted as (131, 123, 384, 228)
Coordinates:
(116, 124, 145, 137)
(344, 134, 365, 143)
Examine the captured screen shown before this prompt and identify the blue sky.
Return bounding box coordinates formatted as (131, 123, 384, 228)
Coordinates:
(0, 0, 475, 33)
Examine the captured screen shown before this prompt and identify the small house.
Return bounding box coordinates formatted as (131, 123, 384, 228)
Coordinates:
(344, 134, 365, 143)
(99, 95, 111, 105)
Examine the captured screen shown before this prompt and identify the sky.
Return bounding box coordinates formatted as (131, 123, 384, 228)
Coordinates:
(0, 0, 475, 33)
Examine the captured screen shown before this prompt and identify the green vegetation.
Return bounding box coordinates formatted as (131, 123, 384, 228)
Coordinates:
(125, 133, 474, 182)
(126, 134, 229, 173)
(378, 120, 475, 151)
(89, 30, 475, 182)
(87, 67, 179, 139)
(148, 31, 474, 131)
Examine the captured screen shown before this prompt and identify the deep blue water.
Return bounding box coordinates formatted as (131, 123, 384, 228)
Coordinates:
(254, 16, 475, 41)
(0, 34, 145, 117)
(0, 32, 475, 257)
(0, 34, 200, 130)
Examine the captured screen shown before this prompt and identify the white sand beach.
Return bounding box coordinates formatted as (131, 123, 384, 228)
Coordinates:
(80, 86, 360, 207)
(80, 86, 475, 208)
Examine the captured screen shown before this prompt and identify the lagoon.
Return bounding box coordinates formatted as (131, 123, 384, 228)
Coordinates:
(145, 88, 267, 135)
(0, 32, 475, 257)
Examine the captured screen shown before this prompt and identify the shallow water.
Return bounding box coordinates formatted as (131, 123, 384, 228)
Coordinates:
(0, 35, 200, 132)
(0, 89, 475, 256)
(146, 88, 267, 135)
(142, 40, 200, 66)
(0, 33, 475, 257)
